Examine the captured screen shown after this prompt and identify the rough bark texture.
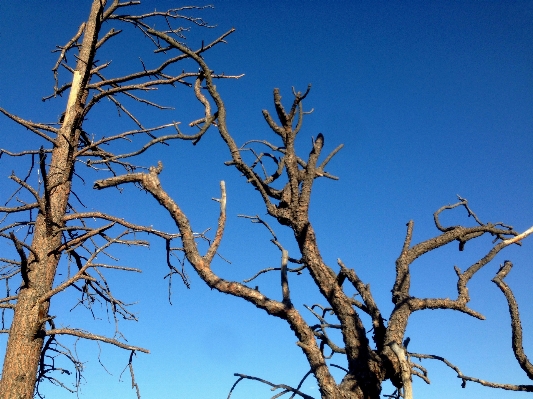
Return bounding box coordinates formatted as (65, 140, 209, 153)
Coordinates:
(0, 2, 104, 397)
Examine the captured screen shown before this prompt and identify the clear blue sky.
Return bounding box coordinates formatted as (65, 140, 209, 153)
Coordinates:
(0, 1, 532, 398)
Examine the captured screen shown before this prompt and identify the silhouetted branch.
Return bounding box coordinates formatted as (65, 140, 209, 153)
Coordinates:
(410, 352, 533, 392)
(228, 373, 315, 399)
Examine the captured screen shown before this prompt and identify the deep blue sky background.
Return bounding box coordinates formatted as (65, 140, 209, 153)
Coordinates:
(0, 1, 532, 398)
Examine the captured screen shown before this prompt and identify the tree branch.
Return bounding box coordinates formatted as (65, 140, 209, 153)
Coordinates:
(492, 261, 533, 379)
(46, 329, 148, 353)
(410, 352, 533, 392)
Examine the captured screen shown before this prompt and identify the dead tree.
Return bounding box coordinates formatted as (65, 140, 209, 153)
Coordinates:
(0, 1, 241, 398)
(94, 29, 533, 399)
(1, 2, 532, 399)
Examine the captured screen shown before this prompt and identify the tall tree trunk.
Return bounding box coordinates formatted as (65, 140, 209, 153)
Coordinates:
(0, 2, 104, 397)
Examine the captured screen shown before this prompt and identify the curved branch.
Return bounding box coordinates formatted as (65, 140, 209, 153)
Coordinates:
(84, 133, 184, 164)
(492, 261, 533, 379)
(74, 124, 175, 158)
(146, 27, 279, 217)
(410, 352, 533, 392)
(228, 373, 315, 399)
(93, 163, 339, 394)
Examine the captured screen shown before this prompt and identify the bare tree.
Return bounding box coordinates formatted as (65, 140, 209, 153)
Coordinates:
(0, 1, 241, 398)
(1, 2, 532, 399)
(94, 28, 533, 399)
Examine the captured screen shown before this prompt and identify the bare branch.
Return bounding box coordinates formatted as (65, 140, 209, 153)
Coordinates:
(410, 352, 533, 392)
(503, 225, 533, 246)
(0, 203, 39, 214)
(338, 259, 386, 351)
(45, 329, 148, 353)
(492, 261, 533, 379)
(83, 132, 184, 164)
(63, 211, 180, 240)
(228, 373, 315, 399)
(0, 108, 55, 143)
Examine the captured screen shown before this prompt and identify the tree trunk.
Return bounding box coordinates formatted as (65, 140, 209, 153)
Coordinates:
(0, 1, 104, 397)
(0, 221, 57, 399)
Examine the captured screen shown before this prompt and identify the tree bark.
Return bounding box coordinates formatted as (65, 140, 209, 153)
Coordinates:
(0, 1, 104, 397)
